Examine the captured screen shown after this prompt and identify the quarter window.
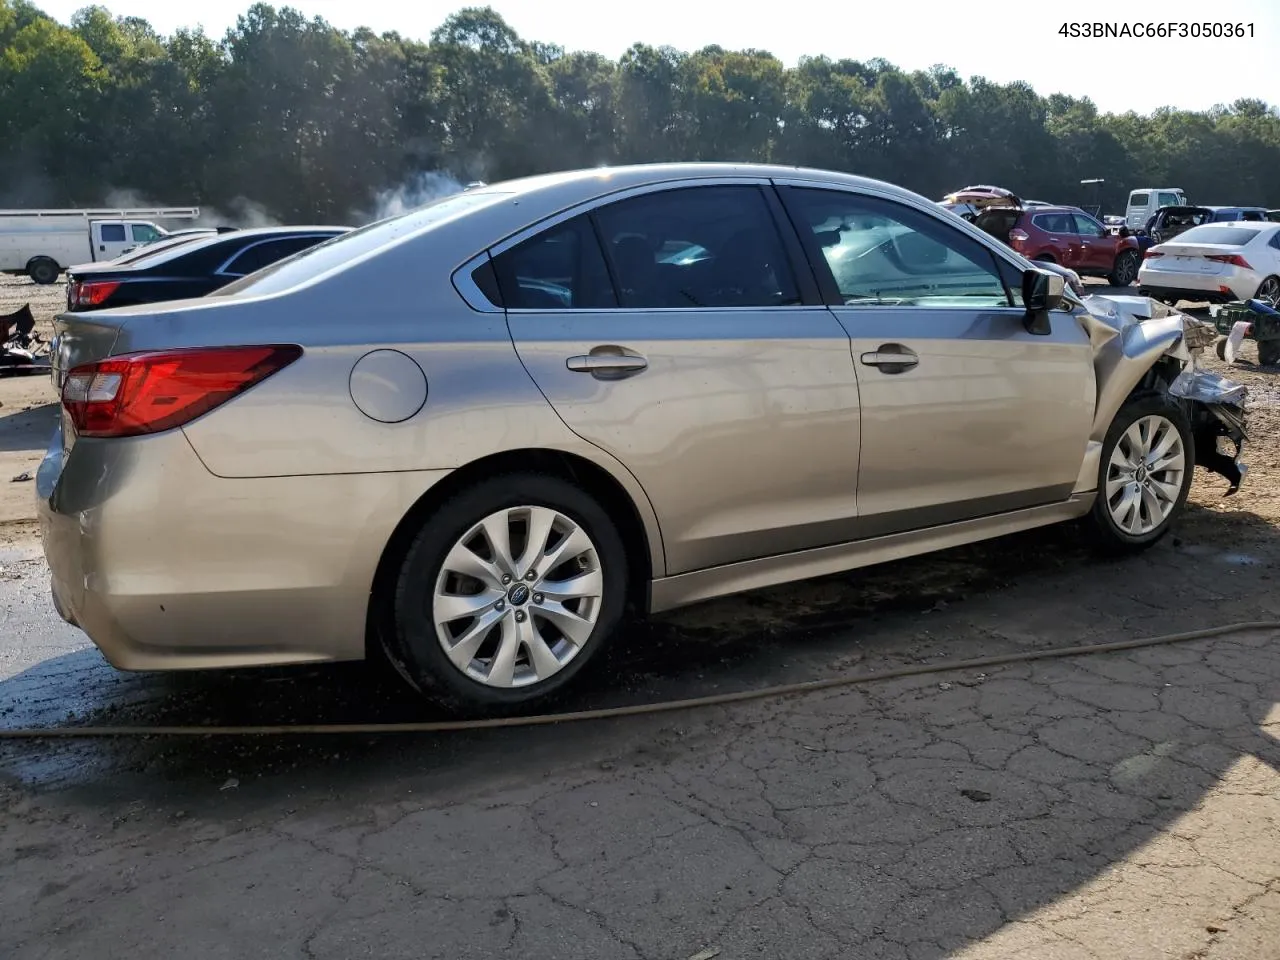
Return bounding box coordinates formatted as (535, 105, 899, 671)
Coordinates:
(591, 185, 799, 308)
(784, 188, 1014, 308)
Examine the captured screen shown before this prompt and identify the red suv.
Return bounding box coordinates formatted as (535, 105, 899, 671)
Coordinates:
(974, 205, 1142, 286)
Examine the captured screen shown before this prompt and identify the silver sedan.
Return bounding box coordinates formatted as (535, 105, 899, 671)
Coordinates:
(39, 163, 1249, 714)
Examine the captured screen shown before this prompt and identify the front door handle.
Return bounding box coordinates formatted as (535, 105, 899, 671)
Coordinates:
(566, 350, 648, 380)
(860, 344, 919, 374)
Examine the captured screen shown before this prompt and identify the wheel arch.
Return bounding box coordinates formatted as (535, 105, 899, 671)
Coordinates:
(364, 446, 664, 657)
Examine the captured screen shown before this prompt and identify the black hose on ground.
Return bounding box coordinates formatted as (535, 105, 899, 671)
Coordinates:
(0, 621, 1274, 739)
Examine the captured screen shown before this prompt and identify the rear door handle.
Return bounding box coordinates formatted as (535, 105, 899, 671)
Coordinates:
(860, 344, 919, 374)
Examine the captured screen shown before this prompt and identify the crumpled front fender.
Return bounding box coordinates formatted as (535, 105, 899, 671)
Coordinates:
(1073, 293, 1248, 495)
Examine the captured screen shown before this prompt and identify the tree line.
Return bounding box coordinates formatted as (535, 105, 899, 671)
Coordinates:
(3, 0, 1278, 224)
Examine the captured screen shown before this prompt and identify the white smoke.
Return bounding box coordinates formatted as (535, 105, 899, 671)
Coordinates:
(102, 188, 282, 230)
(358, 171, 466, 224)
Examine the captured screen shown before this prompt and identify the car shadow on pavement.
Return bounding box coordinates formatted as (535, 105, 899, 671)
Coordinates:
(0, 400, 57, 454)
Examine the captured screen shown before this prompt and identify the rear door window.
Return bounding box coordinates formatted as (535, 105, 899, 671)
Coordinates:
(590, 185, 800, 308)
(1128, 192, 1150, 208)
(491, 216, 616, 309)
(98, 223, 126, 243)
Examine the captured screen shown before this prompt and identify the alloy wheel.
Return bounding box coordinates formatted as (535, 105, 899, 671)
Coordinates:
(1105, 415, 1186, 536)
(1257, 277, 1280, 306)
(432, 505, 604, 688)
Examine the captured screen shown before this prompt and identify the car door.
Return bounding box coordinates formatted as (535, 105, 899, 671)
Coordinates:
(1072, 213, 1112, 271)
(91, 221, 132, 261)
(497, 180, 863, 574)
(1034, 213, 1081, 268)
(774, 182, 1094, 537)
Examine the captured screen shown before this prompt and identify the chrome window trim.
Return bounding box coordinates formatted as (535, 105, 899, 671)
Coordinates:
(453, 252, 503, 314)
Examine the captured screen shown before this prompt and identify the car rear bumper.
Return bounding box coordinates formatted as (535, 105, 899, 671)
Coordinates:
(38, 421, 451, 671)
(1138, 265, 1257, 302)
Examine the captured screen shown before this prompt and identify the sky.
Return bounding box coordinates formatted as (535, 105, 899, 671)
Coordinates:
(37, 0, 1280, 116)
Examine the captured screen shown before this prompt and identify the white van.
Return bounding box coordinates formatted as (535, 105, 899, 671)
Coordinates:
(1126, 188, 1187, 231)
(0, 207, 199, 284)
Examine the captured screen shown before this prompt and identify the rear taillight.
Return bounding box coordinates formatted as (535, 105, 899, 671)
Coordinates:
(61, 345, 302, 439)
(1206, 254, 1252, 269)
(1143, 250, 1164, 260)
(1009, 228, 1030, 244)
(72, 281, 121, 307)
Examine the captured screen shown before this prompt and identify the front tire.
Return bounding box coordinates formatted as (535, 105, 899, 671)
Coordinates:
(1109, 249, 1140, 286)
(1089, 395, 1194, 554)
(385, 473, 628, 715)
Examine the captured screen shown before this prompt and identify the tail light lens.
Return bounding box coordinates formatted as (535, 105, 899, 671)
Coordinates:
(1143, 250, 1164, 260)
(1009, 228, 1030, 244)
(71, 280, 121, 307)
(1206, 254, 1252, 269)
(61, 345, 302, 439)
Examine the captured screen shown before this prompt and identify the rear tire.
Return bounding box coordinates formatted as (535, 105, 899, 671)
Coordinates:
(1088, 395, 1194, 555)
(27, 257, 59, 285)
(1109, 249, 1140, 286)
(1258, 340, 1280, 366)
(383, 473, 629, 716)
(1033, 254, 1056, 264)
(1254, 275, 1280, 307)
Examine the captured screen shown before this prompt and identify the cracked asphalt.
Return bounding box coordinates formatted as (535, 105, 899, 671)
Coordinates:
(4, 500, 1280, 959)
(3, 275, 1280, 958)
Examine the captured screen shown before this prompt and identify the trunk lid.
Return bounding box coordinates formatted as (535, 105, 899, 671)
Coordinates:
(1150, 241, 1247, 275)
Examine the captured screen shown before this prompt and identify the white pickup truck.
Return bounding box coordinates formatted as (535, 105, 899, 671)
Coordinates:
(0, 207, 200, 284)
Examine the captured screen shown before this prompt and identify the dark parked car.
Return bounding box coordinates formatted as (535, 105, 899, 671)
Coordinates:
(973, 204, 1142, 285)
(66, 226, 350, 311)
(1145, 205, 1269, 244)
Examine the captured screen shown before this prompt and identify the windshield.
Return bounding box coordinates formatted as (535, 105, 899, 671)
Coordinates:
(214, 190, 512, 298)
(1172, 225, 1264, 246)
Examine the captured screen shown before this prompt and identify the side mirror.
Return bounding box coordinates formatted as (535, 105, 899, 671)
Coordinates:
(1118, 226, 1131, 238)
(1022, 267, 1064, 336)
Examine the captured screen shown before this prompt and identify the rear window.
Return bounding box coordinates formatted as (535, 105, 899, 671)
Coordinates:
(1128, 192, 1150, 206)
(214, 190, 511, 298)
(1174, 225, 1263, 246)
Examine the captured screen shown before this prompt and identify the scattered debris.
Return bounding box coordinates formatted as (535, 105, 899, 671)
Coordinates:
(219, 778, 239, 791)
(10, 471, 32, 483)
(960, 789, 993, 803)
(688, 949, 722, 960)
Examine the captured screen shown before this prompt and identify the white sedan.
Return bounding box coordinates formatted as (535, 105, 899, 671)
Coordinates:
(1138, 221, 1280, 305)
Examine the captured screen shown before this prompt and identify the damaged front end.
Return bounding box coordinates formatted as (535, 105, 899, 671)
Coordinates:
(1076, 293, 1248, 495)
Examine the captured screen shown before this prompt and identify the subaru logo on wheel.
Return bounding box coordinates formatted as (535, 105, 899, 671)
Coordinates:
(507, 583, 531, 606)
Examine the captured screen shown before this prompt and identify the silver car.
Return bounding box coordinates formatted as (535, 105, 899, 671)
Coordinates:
(38, 163, 1249, 714)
